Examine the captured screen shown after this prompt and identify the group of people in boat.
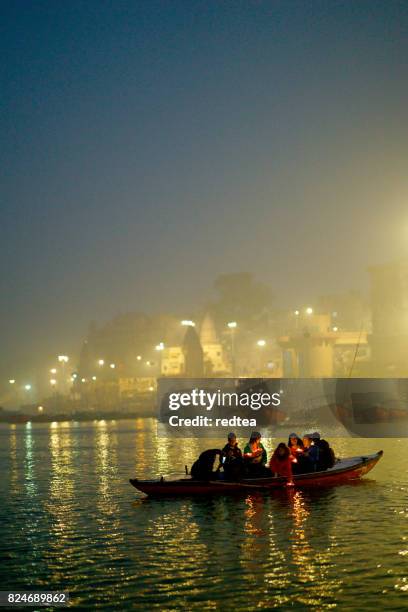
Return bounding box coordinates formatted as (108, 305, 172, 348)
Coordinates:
(190, 431, 336, 485)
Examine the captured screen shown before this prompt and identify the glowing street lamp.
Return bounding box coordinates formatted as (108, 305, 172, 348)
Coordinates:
(98, 359, 105, 366)
(332, 326, 338, 332)
(136, 355, 142, 361)
(9, 379, 15, 384)
(181, 320, 195, 327)
(155, 342, 165, 351)
(50, 368, 57, 374)
(227, 322, 238, 376)
(38, 406, 44, 413)
(305, 307, 313, 315)
(91, 376, 97, 381)
(294, 310, 300, 316)
(50, 379, 57, 386)
(24, 384, 32, 391)
(109, 363, 116, 369)
(81, 378, 86, 383)
(58, 355, 69, 363)
(257, 339, 266, 347)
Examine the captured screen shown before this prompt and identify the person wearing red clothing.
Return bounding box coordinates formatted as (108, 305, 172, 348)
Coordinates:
(269, 443, 294, 486)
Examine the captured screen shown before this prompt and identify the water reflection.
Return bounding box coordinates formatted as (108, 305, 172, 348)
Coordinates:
(9, 425, 19, 496)
(0, 424, 406, 610)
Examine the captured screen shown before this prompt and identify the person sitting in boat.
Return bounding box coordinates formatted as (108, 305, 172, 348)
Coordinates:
(269, 442, 294, 486)
(221, 432, 243, 480)
(300, 434, 320, 472)
(190, 449, 223, 481)
(243, 431, 269, 477)
(287, 433, 304, 457)
(310, 432, 336, 470)
(287, 433, 304, 474)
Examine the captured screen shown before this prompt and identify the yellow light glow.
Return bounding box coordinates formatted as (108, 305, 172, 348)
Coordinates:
(227, 321, 237, 329)
(306, 307, 313, 315)
(257, 339, 266, 347)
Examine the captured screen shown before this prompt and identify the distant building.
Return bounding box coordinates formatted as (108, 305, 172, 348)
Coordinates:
(279, 313, 368, 377)
(199, 313, 228, 375)
(161, 346, 185, 376)
(160, 313, 228, 377)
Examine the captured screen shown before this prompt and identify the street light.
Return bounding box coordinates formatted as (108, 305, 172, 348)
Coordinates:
(227, 322, 238, 376)
(58, 355, 69, 363)
(9, 379, 15, 384)
(332, 326, 338, 332)
(136, 355, 142, 361)
(109, 363, 116, 369)
(305, 307, 313, 315)
(92, 376, 97, 381)
(257, 339, 266, 347)
(24, 384, 31, 391)
(155, 342, 164, 351)
(50, 368, 57, 374)
(50, 379, 57, 386)
(98, 359, 105, 366)
(38, 406, 44, 413)
(181, 320, 195, 327)
(294, 310, 300, 316)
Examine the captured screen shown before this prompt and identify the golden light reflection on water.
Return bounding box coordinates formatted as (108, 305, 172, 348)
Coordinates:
(287, 490, 341, 607)
(45, 421, 77, 572)
(2, 427, 406, 609)
(93, 420, 125, 567)
(24, 422, 36, 497)
(9, 425, 19, 496)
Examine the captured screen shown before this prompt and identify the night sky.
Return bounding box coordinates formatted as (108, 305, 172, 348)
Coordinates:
(1, 0, 408, 376)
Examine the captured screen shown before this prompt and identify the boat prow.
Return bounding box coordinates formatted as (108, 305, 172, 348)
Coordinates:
(130, 450, 383, 497)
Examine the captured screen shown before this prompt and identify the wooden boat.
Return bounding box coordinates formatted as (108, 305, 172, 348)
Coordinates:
(130, 450, 383, 496)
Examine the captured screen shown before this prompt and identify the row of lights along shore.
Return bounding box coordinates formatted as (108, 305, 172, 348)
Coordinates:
(7, 311, 340, 389)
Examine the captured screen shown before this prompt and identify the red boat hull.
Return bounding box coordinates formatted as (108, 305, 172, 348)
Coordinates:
(130, 451, 383, 496)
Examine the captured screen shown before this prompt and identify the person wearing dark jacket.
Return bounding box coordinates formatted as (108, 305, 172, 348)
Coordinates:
(221, 433, 243, 480)
(310, 432, 335, 470)
(190, 449, 222, 481)
(301, 435, 320, 472)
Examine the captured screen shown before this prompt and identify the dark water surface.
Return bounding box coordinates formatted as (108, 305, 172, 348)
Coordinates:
(0, 419, 407, 610)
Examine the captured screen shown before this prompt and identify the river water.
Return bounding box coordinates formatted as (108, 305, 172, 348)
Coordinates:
(0, 419, 407, 610)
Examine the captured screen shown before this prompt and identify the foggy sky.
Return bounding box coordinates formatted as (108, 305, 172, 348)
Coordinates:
(1, 0, 408, 376)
